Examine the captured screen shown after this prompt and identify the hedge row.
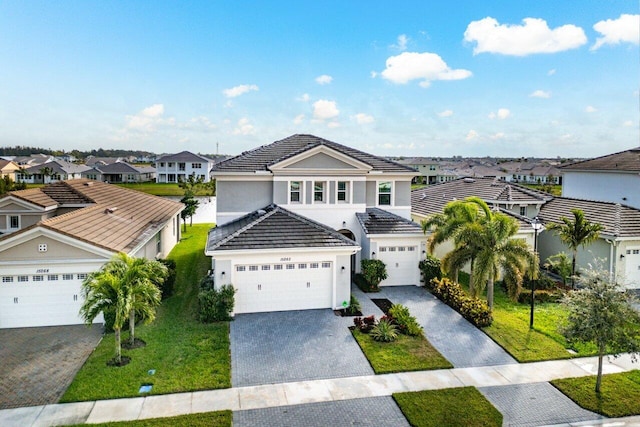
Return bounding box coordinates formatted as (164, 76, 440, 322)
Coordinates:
(427, 277, 493, 327)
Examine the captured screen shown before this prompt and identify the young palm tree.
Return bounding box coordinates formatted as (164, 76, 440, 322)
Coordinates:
(465, 213, 538, 308)
(80, 270, 131, 364)
(545, 209, 604, 289)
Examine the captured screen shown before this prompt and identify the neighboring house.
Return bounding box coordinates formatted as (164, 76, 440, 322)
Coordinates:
(13, 154, 56, 167)
(15, 160, 91, 184)
(397, 157, 439, 184)
(83, 162, 156, 183)
(155, 151, 215, 183)
(206, 134, 422, 315)
(0, 159, 20, 179)
(84, 156, 125, 167)
(0, 179, 183, 328)
(560, 146, 640, 209)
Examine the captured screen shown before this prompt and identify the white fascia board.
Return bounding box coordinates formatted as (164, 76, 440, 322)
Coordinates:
(365, 172, 416, 180)
(366, 233, 424, 239)
(213, 173, 273, 181)
(206, 245, 361, 257)
(269, 145, 373, 172)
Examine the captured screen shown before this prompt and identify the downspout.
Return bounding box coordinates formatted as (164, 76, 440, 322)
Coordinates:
(607, 203, 622, 281)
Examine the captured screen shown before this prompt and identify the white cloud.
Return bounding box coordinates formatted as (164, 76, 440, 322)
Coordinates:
(297, 93, 310, 102)
(464, 17, 587, 56)
(232, 117, 256, 135)
(293, 114, 305, 124)
(623, 120, 634, 127)
(530, 90, 551, 98)
(126, 104, 169, 130)
(313, 99, 339, 120)
(370, 71, 378, 78)
(315, 75, 333, 85)
(327, 121, 341, 128)
(585, 105, 597, 113)
(489, 108, 511, 119)
(547, 69, 556, 76)
(466, 130, 479, 140)
(592, 14, 640, 50)
(391, 34, 409, 51)
(491, 132, 506, 140)
(353, 113, 374, 124)
(380, 52, 472, 88)
(438, 109, 454, 117)
(223, 84, 259, 98)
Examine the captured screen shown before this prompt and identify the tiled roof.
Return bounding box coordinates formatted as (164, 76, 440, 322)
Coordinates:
(539, 197, 640, 238)
(156, 151, 213, 163)
(411, 177, 551, 217)
(357, 208, 423, 235)
(9, 188, 59, 208)
(1, 179, 183, 253)
(93, 162, 155, 174)
(23, 160, 91, 175)
(560, 147, 640, 172)
(212, 134, 416, 173)
(206, 204, 358, 252)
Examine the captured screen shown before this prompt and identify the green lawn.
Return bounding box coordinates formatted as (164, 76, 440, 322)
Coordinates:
(551, 371, 640, 417)
(61, 224, 231, 402)
(114, 183, 213, 196)
(394, 387, 503, 427)
(70, 411, 232, 427)
(351, 329, 452, 374)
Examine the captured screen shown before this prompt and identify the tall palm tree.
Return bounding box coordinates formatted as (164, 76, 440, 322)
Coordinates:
(545, 209, 604, 289)
(460, 213, 538, 308)
(102, 253, 166, 346)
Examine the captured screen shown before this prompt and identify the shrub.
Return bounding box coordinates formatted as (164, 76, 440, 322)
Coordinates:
(517, 289, 565, 304)
(388, 304, 423, 337)
(354, 273, 378, 293)
(522, 275, 557, 291)
(370, 318, 399, 342)
(198, 284, 235, 322)
(157, 258, 177, 299)
(353, 315, 376, 333)
(345, 294, 362, 315)
(360, 259, 388, 292)
(419, 256, 442, 285)
(427, 277, 493, 327)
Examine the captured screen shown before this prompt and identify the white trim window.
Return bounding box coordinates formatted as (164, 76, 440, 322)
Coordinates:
(313, 181, 325, 203)
(290, 181, 302, 203)
(378, 181, 392, 206)
(8, 215, 20, 230)
(337, 181, 349, 203)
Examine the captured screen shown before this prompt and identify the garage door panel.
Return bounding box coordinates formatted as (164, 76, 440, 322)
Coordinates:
(378, 245, 420, 286)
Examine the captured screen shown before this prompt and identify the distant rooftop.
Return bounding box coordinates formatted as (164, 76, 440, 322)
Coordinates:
(560, 147, 640, 172)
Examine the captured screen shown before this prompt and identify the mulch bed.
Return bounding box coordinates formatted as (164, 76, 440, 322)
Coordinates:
(371, 298, 393, 315)
(334, 309, 363, 317)
(107, 356, 131, 367)
(122, 338, 146, 350)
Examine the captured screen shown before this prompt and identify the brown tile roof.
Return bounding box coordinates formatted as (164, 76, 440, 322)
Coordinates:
(560, 147, 640, 172)
(9, 188, 59, 208)
(1, 179, 183, 253)
(206, 204, 358, 252)
(539, 197, 640, 238)
(212, 134, 416, 174)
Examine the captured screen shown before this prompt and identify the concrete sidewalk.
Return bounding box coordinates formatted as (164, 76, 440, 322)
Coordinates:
(1, 354, 637, 426)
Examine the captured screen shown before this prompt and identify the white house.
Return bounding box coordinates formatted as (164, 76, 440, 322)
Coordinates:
(0, 179, 183, 328)
(206, 134, 424, 314)
(15, 160, 91, 184)
(155, 151, 216, 183)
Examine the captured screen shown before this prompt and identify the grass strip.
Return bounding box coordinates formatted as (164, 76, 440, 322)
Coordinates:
(70, 410, 232, 427)
(114, 183, 213, 196)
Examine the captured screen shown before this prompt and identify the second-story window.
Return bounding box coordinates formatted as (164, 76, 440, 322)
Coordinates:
(192, 163, 202, 169)
(159, 162, 165, 167)
(337, 181, 348, 203)
(178, 163, 186, 171)
(519, 206, 526, 216)
(9, 215, 20, 229)
(378, 182, 392, 206)
(290, 181, 301, 203)
(168, 162, 174, 168)
(314, 181, 325, 203)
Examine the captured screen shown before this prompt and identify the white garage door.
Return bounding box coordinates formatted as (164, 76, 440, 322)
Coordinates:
(378, 245, 420, 286)
(233, 261, 333, 313)
(624, 247, 640, 289)
(0, 273, 86, 329)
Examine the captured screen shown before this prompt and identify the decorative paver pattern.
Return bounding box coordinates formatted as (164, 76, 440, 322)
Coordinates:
(231, 309, 373, 387)
(233, 396, 410, 427)
(376, 286, 517, 367)
(479, 382, 602, 427)
(0, 324, 103, 409)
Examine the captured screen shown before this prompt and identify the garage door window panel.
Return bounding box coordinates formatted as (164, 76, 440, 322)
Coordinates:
(18, 276, 28, 282)
(2, 276, 13, 283)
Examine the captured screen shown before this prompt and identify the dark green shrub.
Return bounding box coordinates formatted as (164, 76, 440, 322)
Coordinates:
(427, 277, 493, 327)
(346, 294, 362, 315)
(517, 289, 565, 304)
(419, 256, 442, 285)
(523, 275, 558, 291)
(360, 259, 388, 292)
(388, 304, 423, 336)
(157, 258, 177, 299)
(370, 318, 399, 342)
(198, 284, 235, 322)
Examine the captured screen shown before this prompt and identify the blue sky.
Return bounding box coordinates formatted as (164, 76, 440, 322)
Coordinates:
(1, 1, 638, 158)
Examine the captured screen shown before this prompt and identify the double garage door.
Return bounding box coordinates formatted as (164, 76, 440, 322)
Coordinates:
(0, 274, 86, 329)
(378, 245, 420, 286)
(233, 261, 333, 313)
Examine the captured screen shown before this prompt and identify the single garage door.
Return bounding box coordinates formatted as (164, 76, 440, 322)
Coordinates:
(0, 273, 86, 329)
(378, 245, 420, 286)
(233, 261, 333, 313)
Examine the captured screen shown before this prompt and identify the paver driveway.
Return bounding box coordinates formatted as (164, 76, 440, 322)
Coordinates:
(0, 324, 103, 409)
(230, 309, 374, 387)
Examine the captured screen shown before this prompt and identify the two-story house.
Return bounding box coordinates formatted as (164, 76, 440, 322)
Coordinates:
(155, 151, 215, 183)
(205, 134, 425, 314)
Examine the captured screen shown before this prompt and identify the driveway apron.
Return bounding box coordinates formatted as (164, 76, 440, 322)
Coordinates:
(375, 286, 517, 368)
(230, 309, 374, 387)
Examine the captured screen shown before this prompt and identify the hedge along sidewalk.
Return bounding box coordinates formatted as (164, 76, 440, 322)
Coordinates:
(61, 224, 231, 402)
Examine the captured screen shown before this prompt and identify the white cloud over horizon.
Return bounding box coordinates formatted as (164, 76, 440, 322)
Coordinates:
(232, 117, 256, 135)
(489, 108, 511, 119)
(126, 104, 170, 131)
(438, 109, 454, 117)
(380, 51, 472, 88)
(585, 105, 597, 113)
(223, 84, 259, 98)
(464, 17, 587, 56)
(315, 75, 333, 85)
(466, 130, 479, 140)
(353, 113, 374, 124)
(592, 14, 640, 50)
(313, 99, 340, 120)
(530, 90, 551, 98)
(391, 34, 409, 51)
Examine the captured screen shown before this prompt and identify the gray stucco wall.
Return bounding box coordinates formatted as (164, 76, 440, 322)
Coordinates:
(537, 231, 612, 275)
(287, 153, 357, 169)
(305, 181, 312, 204)
(329, 181, 336, 204)
(366, 181, 377, 205)
(335, 254, 352, 307)
(217, 181, 273, 213)
(394, 181, 410, 206)
(353, 181, 366, 204)
(274, 181, 287, 204)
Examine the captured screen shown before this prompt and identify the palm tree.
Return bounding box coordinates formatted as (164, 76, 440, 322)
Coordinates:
(461, 213, 538, 308)
(545, 209, 604, 289)
(102, 253, 166, 346)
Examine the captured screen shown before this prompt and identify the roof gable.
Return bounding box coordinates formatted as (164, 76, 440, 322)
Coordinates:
(156, 151, 213, 163)
(269, 145, 372, 175)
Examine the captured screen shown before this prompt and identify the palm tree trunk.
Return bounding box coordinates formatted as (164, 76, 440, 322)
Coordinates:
(129, 309, 135, 345)
(595, 344, 605, 393)
(115, 327, 122, 364)
(571, 249, 577, 289)
(469, 258, 475, 297)
(453, 269, 459, 284)
(487, 277, 494, 309)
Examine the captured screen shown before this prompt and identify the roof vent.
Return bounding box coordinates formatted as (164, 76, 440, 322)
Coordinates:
(105, 207, 118, 214)
(463, 177, 475, 183)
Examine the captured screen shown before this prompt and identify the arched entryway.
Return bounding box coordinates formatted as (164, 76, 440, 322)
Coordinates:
(338, 229, 357, 275)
